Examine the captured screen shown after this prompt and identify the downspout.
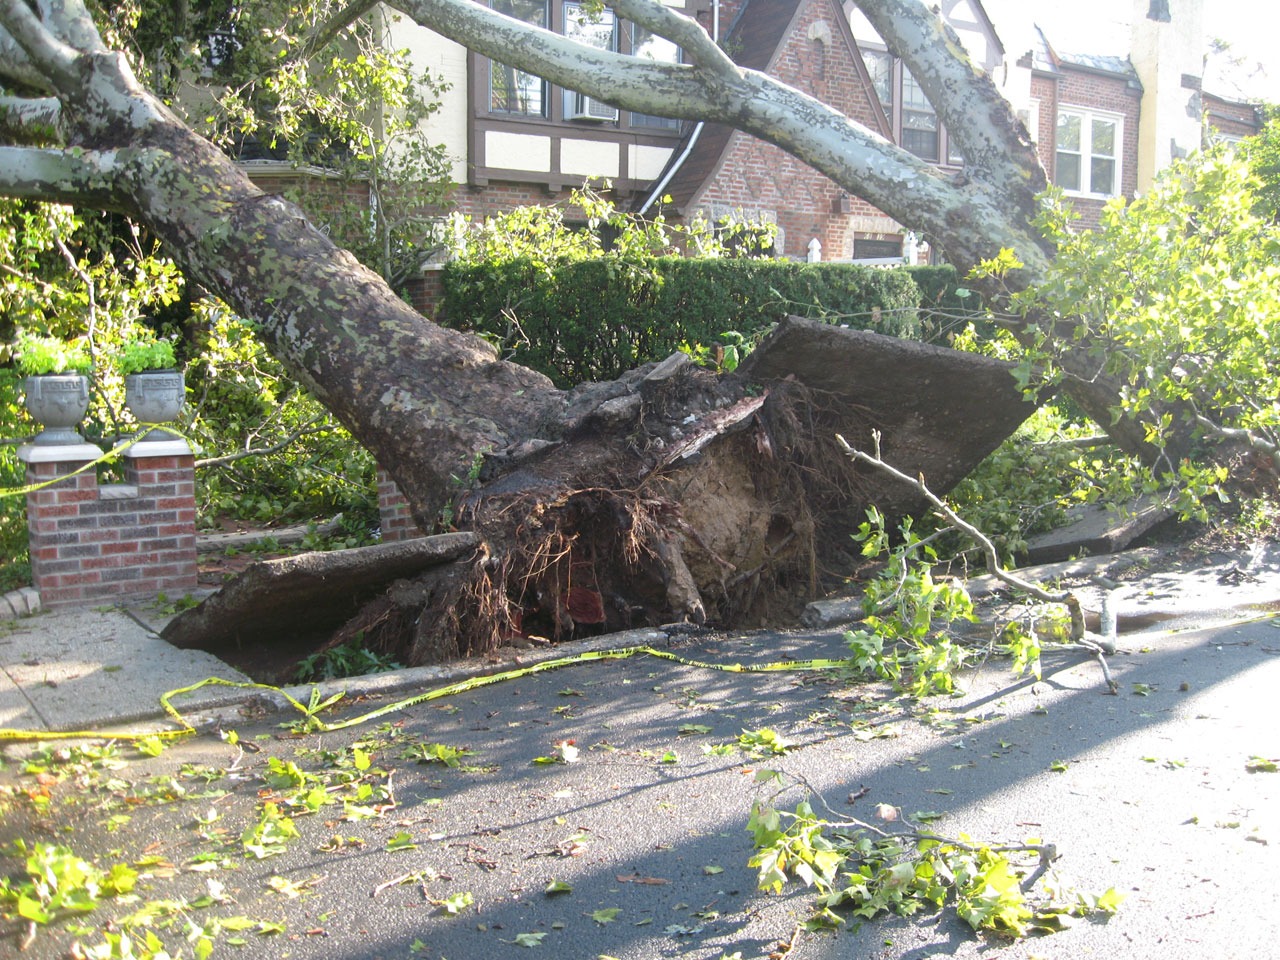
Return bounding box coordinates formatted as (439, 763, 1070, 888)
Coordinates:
(637, 0, 719, 214)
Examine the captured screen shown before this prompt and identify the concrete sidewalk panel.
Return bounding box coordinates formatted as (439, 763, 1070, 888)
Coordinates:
(0, 607, 251, 732)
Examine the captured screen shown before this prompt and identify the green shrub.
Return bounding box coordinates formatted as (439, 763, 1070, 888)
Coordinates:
(441, 257, 921, 386)
(14, 334, 92, 375)
(118, 337, 177, 376)
(906, 265, 996, 344)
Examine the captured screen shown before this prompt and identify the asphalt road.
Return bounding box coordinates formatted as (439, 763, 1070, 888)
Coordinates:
(2, 613, 1279, 960)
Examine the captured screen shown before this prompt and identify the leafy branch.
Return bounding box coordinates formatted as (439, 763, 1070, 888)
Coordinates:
(838, 430, 1118, 694)
(747, 773, 1122, 938)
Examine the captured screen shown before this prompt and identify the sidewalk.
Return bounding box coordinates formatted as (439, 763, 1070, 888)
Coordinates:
(0, 601, 252, 734)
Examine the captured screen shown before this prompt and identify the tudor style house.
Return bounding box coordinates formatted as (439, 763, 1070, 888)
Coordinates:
(362, 0, 1259, 279)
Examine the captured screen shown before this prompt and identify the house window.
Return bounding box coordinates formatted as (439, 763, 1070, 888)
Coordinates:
(861, 49, 958, 166)
(901, 70, 938, 161)
(485, 0, 689, 130)
(862, 50, 893, 123)
(1056, 109, 1121, 197)
(489, 0, 549, 116)
(560, 2, 618, 119)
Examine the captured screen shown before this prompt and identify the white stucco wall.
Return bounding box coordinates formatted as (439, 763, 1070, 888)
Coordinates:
(485, 131, 553, 172)
(561, 139, 621, 178)
(383, 6, 470, 183)
(1130, 0, 1204, 191)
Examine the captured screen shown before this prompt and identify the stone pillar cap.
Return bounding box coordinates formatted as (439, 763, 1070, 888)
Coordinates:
(117, 438, 195, 458)
(17, 442, 103, 464)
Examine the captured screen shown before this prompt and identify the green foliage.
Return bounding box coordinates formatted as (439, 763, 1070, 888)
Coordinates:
(906, 264, 994, 344)
(0, 840, 137, 931)
(118, 336, 177, 376)
(443, 256, 920, 387)
(14, 334, 93, 375)
(184, 303, 377, 530)
(845, 510, 977, 698)
(294, 636, 403, 682)
(1242, 103, 1280, 221)
(943, 404, 1138, 563)
(439, 187, 918, 386)
(1014, 151, 1280, 514)
(116, 1, 454, 288)
(747, 796, 1121, 937)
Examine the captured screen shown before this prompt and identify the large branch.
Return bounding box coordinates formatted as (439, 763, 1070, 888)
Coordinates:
(388, 0, 1048, 273)
(851, 0, 1048, 228)
(0, 23, 53, 92)
(608, 0, 738, 76)
(0, 144, 129, 208)
(0, 0, 86, 93)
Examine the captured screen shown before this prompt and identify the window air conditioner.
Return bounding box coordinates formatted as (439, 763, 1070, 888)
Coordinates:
(568, 94, 619, 122)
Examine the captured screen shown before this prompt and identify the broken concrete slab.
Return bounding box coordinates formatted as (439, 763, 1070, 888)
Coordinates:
(736, 317, 1045, 518)
(1022, 497, 1174, 565)
(161, 532, 480, 656)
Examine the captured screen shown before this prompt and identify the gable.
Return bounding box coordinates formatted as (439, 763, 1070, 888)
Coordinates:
(649, 0, 890, 217)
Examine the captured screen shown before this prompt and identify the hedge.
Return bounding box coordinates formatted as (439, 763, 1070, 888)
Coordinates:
(440, 257, 923, 387)
(906, 264, 995, 343)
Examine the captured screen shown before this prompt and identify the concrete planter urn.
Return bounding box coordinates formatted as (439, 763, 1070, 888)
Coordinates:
(22, 374, 92, 445)
(124, 370, 186, 439)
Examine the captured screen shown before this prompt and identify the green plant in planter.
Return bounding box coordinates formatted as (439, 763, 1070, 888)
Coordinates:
(15, 334, 92, 375)
(118, 337, 177, 376)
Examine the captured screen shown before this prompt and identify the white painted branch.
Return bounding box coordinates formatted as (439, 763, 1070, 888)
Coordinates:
(0, 24, 53, 92)
(0, 94, 61, 134)
(33, 0, 106, 58)
(0, 0, 83, 92)
(851, 0, 1048, 222)
(0, 145, 128, 209)
(608, 0, 738, 77)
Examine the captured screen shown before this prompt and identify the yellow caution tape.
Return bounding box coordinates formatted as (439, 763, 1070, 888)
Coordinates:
(0, 645, 852, 743)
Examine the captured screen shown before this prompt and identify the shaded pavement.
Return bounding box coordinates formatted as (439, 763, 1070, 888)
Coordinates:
(1, 547, 1279, 959)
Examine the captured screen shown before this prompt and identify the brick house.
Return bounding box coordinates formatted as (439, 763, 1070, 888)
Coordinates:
(368, 0, 1260, 281)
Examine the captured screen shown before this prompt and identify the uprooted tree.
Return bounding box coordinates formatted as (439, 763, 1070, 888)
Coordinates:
(0, 0, 1240, 663)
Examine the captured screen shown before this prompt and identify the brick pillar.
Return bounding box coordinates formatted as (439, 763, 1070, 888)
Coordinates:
(377, 467, 425, 543)
(19, 439, 198, 608)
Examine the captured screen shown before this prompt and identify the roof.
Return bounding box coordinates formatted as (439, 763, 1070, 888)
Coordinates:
(641, 0, 890, 214)
(1032, 24, 1141, 83)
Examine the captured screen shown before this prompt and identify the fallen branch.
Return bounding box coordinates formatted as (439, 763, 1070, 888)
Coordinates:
(837, 431, 1118, 694)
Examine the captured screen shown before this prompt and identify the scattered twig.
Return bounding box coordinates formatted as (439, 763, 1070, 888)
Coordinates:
(837, 430, 1120, 694)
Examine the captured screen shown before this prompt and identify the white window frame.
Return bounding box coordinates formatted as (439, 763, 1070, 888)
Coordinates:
(1055, 107, 1123, 199)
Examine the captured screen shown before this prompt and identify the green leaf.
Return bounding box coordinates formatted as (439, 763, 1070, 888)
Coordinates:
(512, 931, 546, 947)
(437, 891, 474, 915)
(1246, 756, 1278, 773)
(591, 907, 621, 925)
(678, 724, 712, 736)
(386, 831, 418, 852)
(544, 880, 573, 895)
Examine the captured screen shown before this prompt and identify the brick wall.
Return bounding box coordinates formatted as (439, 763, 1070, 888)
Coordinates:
(1203, 93, 1261, 140)
(1035, 66, 1142, 230)
(377, 468, 425, 543)
(691, 0, 888, 258)
(20, 442, 198, 608)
